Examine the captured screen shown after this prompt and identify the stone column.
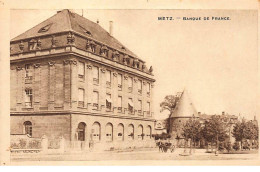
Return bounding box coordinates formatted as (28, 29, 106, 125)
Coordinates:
(70, 59, 78, 110)
(100, 68, 106, 113)
(48, 63, 55, 110)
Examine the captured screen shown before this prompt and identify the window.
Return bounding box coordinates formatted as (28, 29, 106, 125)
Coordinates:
(90, 41, 96, 53)
(147, 125, 152, 139)
(78, 62, 85, 79)
(128, 77, 133, 92)
(93, 91, 99, 110)
(117, 124, 124, 141)
(25, 64, 32, 78)
(138, 100, 142, 115)
(147, 102, 150, 116)
(28, 39, 37, 50)
(118, 74, 122, 90)
(106, 94, 112, 111)
(25, 89, 32, 108)
(78, 88, 84, 107)
(117, 96, 122, 112)
(128, 124, 134, 140)
(24, 121, 32, 136)
(138, 125, 144, 140)
(138, 80, 142, 94)
(105, 123, 113, 142)
(92, 122, 101, 141)
(93, 66, 99, 84)
(147, 83, 151, 96)
(106, 70, 111, 88)
(128, 98, 133, 114)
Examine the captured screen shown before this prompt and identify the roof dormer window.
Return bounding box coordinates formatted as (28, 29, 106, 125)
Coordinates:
(85, 31, 92, 36)
(38, 23, 52, 33)
(80, 25, 92, 36)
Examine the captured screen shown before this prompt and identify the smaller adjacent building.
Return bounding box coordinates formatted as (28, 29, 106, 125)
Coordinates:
(198, 112, 238, 144)
(168, 90, 198, 140)
(154, 120, 167, 134)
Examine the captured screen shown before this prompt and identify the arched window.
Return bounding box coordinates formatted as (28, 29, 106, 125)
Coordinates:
(138, 125, 144, 140)
(117, 123, 124, 141)
(146, 125, 152, 139)
(24, 121, 32, 137)
(92, 122, 101, 141)
(105, 123, 113, 142)
(77, 122, 86, 141)
(128, 124, 134, 140)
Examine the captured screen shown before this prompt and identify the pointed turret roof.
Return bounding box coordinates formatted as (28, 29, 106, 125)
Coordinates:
(11, 9, 138, 59)
(170, 89, 198, 118)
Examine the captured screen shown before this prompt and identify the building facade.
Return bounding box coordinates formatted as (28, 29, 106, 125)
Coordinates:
(10, 10, 156, 150)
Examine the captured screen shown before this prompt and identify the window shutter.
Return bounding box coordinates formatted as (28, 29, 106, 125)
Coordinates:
(78, 89, 84, 101)
(118, 96, 122, 107)
(93, 66, 99, 79)
(128, 77, 133, 87)
(106, 70, 111, 82)
(93, 91, 99, 104)
(78, 62, 85, 76)
(118, 74, 122, 85)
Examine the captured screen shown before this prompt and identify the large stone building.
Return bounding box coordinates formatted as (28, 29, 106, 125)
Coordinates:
(10, 9, 155, 150)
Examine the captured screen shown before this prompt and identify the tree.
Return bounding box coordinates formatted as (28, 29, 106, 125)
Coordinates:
(160, 95, 180, 133)
(160, 95, 180, 114)
(232, 119, 259, 149)
(182, 117, 203, 154)
(202, 115, 229, 153)
(232, 120, 247, 150)
(244, 121, 258, 141)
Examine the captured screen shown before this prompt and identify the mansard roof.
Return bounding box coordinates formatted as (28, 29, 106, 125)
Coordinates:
(170, 89, 198, 118)
(11, 9, 138, 59)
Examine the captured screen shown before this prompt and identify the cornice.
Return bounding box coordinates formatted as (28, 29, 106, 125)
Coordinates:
(10, 110, 156, 122)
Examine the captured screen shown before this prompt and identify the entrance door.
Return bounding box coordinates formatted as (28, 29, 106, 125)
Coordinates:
(77, 122, 86, 141)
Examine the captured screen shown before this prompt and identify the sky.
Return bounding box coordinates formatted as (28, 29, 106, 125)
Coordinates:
(10, 9, 258, 120)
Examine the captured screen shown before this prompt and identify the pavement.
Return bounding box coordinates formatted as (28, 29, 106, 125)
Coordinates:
(11, 148, 259, 161)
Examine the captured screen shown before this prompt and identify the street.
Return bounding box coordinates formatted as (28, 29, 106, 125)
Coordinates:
(11, 148, 259, 161)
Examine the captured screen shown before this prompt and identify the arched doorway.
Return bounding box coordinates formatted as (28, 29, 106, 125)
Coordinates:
(92, 122, 101, 141)
(24, 121, 32, 137)
(138, 125, 144, 140)
(105, 123, 113, 142)
(128, 124, 134, 140)
(77, 122, 86, 141)
(146, 125, 152, 139)
(117, 123, 124, 141)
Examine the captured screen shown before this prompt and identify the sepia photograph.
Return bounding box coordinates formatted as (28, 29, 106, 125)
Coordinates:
(0, 0, 259, 166)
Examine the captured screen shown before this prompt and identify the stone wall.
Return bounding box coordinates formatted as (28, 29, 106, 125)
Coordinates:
(10, 114, 71, 140)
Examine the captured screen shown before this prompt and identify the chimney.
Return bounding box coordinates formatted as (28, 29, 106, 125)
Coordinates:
(222, 111, 225, 115)
(198, 112, 201, 115)
(97, 19, 99, 24)
(109, 21, 113, 36)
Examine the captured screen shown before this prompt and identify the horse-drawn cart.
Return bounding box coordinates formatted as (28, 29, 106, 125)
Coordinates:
(157, 141, 175, 153)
